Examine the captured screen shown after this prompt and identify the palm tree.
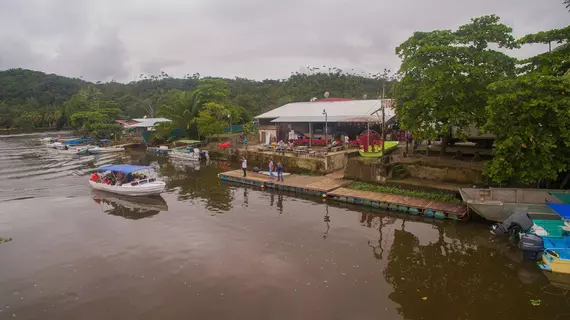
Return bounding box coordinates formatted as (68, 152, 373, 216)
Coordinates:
(565, 0, 570, 11)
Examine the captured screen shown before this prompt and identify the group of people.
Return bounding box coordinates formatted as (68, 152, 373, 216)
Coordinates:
(240, 157, 284, 182)
(90, 171, 147, 186)
(268, 159, 284, 181)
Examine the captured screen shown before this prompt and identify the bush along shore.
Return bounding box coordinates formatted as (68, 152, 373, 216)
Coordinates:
(346, 182, 462, 204)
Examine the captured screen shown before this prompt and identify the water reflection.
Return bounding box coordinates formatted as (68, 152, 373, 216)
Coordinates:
(268, 192, 284, 214)
(157, 160, 233, 212)
(381, 218, 570, 320)
(92, 191, 168, 220)
(323, 204, 330, 239)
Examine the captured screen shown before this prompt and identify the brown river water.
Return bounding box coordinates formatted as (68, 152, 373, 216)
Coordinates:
(1, 133, 569, 320)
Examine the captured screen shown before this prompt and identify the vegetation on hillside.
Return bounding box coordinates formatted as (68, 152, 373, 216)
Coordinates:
(0, 67, 395, 134)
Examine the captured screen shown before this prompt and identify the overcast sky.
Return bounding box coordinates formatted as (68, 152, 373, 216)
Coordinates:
(0, 0, 567, 82)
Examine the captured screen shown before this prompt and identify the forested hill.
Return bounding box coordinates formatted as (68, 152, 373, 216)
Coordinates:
(0, 67, 393, 129)
(0, 68, 88, 106)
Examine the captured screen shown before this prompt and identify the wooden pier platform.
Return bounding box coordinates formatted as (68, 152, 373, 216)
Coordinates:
(218, 170, 467, 220)
(327, 188, 467, 220)
(218, 170, 350, 196)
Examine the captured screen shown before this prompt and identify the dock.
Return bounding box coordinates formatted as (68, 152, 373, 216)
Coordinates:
(218, 170, 350, 196)
(327, 188, 467, 220)
(218, 170, 468, 220)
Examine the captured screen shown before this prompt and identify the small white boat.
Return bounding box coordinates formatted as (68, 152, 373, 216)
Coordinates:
(88, 146, 125, 154)
(58, 146, 91, 155)
(89, 164, 166, 196)
(169, 147, 201, 161)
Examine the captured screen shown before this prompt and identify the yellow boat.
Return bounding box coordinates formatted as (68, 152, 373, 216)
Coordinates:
(358, 141, 399, 157)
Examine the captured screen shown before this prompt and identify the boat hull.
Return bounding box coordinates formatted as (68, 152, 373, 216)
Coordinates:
(58, 146, 91, 155)
(459, 188, 569, 222)
(89, 180, 166, 196)
(539, 237, 570, 275)
(358, 141, 399, 157)
(467, 202, 558, 222)
(169, 152, 199, 161)
(88, 147, 125, 154)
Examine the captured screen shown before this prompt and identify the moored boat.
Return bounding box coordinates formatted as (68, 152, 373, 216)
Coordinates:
(88, 146, 125, 154)
(538, 204, 570, 275)
(491, 203, 570, 275)
(358, 141, 399, 157)
(58, 146, 91, 155)
(89, 164, 166, 196)
(459, 188, 570, 222)
(169, 147, 201, 161)
(87, 139, 125, 154)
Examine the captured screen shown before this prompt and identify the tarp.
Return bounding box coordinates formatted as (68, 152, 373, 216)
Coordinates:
(96, 164, 153, 174)
(547, 203, 570, 220)
(550, 192, 570, 204)
(99, 139, 112, 143)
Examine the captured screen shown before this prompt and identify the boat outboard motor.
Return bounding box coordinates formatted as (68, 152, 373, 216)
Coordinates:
(491, 212, 533, 236)
(518, 234, 544, 261)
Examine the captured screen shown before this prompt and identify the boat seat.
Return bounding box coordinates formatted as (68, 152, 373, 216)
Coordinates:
(543, 237, 570, 260)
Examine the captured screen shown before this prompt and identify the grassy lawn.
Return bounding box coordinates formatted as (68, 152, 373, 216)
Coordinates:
(347, 181, 462, 204)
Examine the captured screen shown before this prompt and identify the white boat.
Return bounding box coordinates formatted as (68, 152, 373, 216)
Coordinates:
(169, 147, 201, 161)
(89, 164, 166, 196)
(459, 188, 570, 222)
(88, 146, 125, 154)
(58, 146, 91, 155)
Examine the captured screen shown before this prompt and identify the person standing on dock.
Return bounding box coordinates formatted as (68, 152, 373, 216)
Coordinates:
(268, 159, 274, 179)
(241, 157, 247, 177)
(277, 161, 284, 182)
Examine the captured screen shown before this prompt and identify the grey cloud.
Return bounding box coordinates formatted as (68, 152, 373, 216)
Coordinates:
(0, 0, 568, 82)
(141, 59, 185, 76)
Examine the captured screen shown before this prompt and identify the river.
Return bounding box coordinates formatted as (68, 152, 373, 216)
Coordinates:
(0, 133, 569, 320)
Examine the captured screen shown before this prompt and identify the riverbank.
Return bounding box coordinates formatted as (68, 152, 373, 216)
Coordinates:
(218, 170, 468, 220)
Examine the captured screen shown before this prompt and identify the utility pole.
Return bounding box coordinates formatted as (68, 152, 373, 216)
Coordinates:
(381, 82, 386, 159)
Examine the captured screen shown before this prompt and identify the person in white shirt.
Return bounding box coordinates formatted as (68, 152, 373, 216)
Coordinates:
(241, 157, 247, 177)
(344, 135, 350, 145)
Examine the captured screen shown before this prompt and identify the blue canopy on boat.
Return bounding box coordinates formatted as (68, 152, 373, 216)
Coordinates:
(547, 203, 570, 220)
(63, 138, 94, 145)
(96, 164, 153, 174)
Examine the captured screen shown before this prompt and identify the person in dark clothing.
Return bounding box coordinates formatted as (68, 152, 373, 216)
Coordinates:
(277, 161, 284, 182)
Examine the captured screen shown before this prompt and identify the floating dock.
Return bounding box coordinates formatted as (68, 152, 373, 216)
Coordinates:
(219, 170, 350, 196)
(327, 188, 467, 220)
(218, 170, 468, 220)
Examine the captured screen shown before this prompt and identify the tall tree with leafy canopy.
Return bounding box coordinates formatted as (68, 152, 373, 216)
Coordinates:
(393, 15, 518, 153)
(194, 102, 231, 140)
(484, 25, 570, 185)
(157, 78, 232, 137)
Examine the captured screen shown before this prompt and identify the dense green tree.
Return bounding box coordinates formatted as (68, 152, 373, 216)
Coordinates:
(393, 15, 518, 152)
(484, 25, 570, 184)
(194, 102, 231, 139)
